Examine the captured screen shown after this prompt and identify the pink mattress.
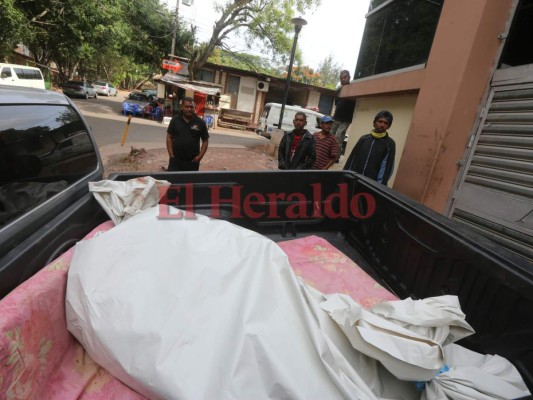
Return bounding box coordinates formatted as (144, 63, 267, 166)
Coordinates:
(278, 235, 398, 308)
(0, 221, 148, 399)
(1, 227, 396, 398)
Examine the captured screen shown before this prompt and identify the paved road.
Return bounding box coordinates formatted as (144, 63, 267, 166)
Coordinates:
(70, 93, 268, 150)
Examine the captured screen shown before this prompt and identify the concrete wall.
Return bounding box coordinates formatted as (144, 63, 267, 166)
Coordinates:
(254, 91, 265, 124)
(236, 76, 257, 113)
(395, 0, 513, 212)
(219, 71, 227, 92)
(341, 0, 514, 213)
(344, 94, 417, 186)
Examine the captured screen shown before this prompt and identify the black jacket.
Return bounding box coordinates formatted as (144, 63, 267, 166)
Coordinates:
(344, 133, 396, 185)
(333, 87, 356, 123)
(278, 130, 316, 170)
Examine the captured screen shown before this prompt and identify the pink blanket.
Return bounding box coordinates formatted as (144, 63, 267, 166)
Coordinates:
(1, 229, 396, 398)
(0, 221, 148, 399)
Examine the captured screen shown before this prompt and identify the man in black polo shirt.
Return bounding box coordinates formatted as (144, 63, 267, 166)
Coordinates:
(166, 97, 209, 171)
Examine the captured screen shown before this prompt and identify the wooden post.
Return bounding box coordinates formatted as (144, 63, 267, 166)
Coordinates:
(121, 115, 132, 146)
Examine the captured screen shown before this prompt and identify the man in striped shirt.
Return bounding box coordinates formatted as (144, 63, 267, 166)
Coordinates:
(312, 115, 339, 170)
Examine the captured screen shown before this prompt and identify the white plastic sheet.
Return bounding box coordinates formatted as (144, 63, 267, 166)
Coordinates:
(89, 177, 170, 225)
(321, 294, 476, 382)
(371, 295, 475, 346)
(67, 177, 530, 399)
(321, 294, 446, 381)
(320, 295, 530, 398)
(65, 206, 417, 400)
(422, 344, 531, 400)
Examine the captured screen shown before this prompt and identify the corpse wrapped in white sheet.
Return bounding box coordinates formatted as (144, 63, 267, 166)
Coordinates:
(65, 206, 417, 400)
(66, 201, 530, 400)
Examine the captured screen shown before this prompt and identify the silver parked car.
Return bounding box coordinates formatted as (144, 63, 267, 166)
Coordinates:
(93, 81, 118, 97)
(62, 80, 98, 99)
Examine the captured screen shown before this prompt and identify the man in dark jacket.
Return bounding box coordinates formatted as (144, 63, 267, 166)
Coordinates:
(344, 110, 396, 186)
(278, 112, 316, 170)
(332, 70, 356, 155)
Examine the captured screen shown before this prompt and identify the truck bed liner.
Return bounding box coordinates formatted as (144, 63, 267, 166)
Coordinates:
(109, 171, 532, 390)
(1, 170, 531, 391)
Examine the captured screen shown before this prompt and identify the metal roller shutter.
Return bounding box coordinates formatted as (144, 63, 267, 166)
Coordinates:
(451, 86, 533, 262)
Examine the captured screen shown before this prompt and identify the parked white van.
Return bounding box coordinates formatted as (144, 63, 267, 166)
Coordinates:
(257, 103, 324, 138)
(0, 63, 46, 89)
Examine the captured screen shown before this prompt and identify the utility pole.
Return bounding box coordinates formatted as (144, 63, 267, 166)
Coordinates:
(170, 0, 180, 59)
(278, 17, 307, 129)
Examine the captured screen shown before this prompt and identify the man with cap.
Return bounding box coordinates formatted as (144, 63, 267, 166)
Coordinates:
(344, 110, 396, 186)
(312, 115, 339, 170)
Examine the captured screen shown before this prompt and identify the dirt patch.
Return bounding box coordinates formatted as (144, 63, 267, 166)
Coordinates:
(103, 145, 279, 177)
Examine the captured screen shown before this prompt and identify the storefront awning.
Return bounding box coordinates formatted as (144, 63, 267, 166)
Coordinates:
(160, 78, 221, 96)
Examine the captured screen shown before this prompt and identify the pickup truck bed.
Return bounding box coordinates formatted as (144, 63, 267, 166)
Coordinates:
(111, 170, 533, 392)
(2, 170, 532, 394)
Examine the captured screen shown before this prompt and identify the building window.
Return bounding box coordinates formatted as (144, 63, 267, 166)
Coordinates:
(500, 0, 533, 68)
(354, 0, 443, 80)
(226, 75, 240, 95)
(198, 69, 214, 82)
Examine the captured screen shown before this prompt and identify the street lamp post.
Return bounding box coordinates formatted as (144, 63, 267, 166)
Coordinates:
(278, 17, 307, 129)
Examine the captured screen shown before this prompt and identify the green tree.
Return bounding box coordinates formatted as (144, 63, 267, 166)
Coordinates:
(7, 0, 194, 87)
(108, 0, 195, 88)
(208, 48, 278, 75)
(13, 0, 127, 81)
(317, 55, 342, 89)
(186, 0, 321, 81)
(120, 3, 192, 68)
(0, 0, 26, 60)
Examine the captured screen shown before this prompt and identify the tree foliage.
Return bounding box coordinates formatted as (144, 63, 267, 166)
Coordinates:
(186, 0, 321, 80)
(209, 49, 329, 88)
(0, 0, 338, 90)
(208, 48, 277, 75)
(285, 65, 320, 86)
(0, 0, 191, 87)
(0, 0, 26, 60)
(316, 55, 342, 89)
(14, 0, 125, 80)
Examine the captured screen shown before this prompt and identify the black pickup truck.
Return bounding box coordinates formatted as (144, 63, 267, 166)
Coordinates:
(1, 86, 532, 393)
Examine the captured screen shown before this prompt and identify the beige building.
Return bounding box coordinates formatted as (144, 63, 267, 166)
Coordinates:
(341, 0, 532, 261)
(160, 60, 335, 129)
